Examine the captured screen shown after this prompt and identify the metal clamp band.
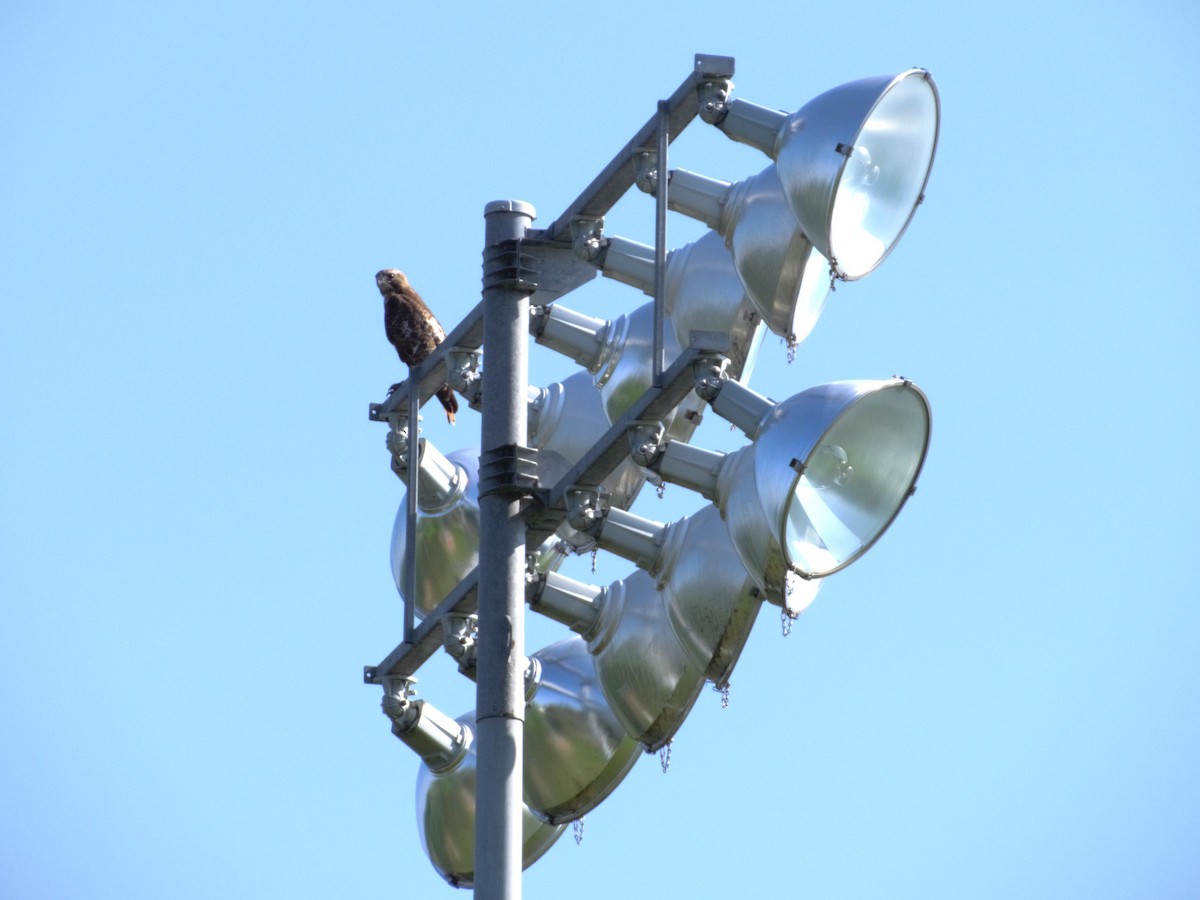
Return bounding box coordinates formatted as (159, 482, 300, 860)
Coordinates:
(478, 443, 540, 498)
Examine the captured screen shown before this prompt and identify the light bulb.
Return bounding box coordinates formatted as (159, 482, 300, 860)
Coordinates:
(846, 145, 880, 187)
(807, 444, 853, 488)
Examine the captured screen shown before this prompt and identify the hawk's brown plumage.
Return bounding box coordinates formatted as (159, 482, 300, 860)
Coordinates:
(377, 268, 458, 424)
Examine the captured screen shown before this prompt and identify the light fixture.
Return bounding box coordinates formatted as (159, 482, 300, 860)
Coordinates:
(656, 503, 819, 679)
(565, 374, 929, 605)
(521, 636, 642, 824)
(623, 165, 832, 346)
(585, 229, 766, 370)
(532, 299, 710, 442)
(382, 685, 564, 888)
(530, 566, 707, 752)
(389, 441, 481, 619)
(528, 370, 647, 529)
(715, 69, 939, 280)
(364, 56, 944, 893)
(657, 373, 932, 583)
(386, 635, 642, 884)
(562, 485, 822, 664)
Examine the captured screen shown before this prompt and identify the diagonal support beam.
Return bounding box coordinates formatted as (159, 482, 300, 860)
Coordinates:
(525, 338, 730, 547)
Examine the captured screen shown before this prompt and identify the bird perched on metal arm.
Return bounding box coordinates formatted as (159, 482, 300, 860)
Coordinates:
(377, 268, 459, 425)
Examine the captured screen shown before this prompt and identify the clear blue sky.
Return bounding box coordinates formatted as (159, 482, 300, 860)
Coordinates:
(2, 2, 1198, 898)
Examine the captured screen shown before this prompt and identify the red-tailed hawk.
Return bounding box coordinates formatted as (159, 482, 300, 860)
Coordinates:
(377, 269, 458, 425)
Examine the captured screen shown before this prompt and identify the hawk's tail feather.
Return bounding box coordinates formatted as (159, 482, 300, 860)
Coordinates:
(437, 383, 459, 425)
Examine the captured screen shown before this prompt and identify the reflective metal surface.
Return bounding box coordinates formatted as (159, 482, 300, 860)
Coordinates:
(720, 379, 931, 585)
(589, 569, 706, 752)
(414, 634, 645, 881)
(414, 713, 565, 888)
(773, 70, 940, 280)
(391, 446, 482, 619)
(655, 503, 770, 686)
(523, 637, 642, 824)
(595, 302, 683, 426)
(530, 370, 646, 514)
(722, 166, 832, 345)
(782, 382, 930, 575)
(601, 231, 763, 384)
(663, 230, 764, 377)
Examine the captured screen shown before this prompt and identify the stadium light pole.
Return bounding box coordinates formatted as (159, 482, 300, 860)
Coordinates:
(474, 199, 538, 899)
(363, 54, 940, 898)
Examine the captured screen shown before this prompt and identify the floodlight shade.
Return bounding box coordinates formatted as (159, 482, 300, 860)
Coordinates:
(530, 370, 647, 526)
(523, 636, 642, 823)
(567, 500, 822, 697)
(391, 445, 481, 619)
(773, 70, 939, 279)
(660, 230, 764, 379)
(656, 503, 766, 685)
(598, 232, 763, 379)
(589, 569, 706, 752)
(413, 713, 564, 888)
(594, 302, 704, 440)
(413, 635, 640, 878)
(722, 379, 930, 583)
(722, 166, 832, 344)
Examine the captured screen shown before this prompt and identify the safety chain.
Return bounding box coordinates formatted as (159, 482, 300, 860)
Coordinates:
(715, 682, 731, 709)
(659, 740, 673, 774)
(573, 817, 585, 846)
(782, 606, 798, 637)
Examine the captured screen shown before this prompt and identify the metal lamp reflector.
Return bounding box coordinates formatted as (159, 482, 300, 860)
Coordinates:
(774, 70, 939, 279)
(522, 637, 641, 824)
(757, 380, 931, 577)
(653, 167, 832, 346)
(406, 709, 564, 888)
(722, 166, 832, 344)
(398, 705, 561, 888)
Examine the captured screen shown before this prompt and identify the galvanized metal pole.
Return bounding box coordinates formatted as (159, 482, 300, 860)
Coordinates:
(475, 200, 535, 900)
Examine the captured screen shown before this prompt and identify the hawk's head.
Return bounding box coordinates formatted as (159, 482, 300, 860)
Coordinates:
(376, 269, 409, 295)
